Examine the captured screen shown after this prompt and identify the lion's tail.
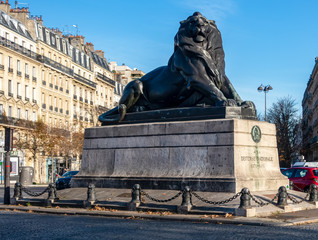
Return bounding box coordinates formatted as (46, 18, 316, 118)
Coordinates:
(98, 104, 127, 125)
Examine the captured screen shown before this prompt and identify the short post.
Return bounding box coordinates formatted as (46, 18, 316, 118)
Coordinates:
(277, 186, 288, 207)
(45, 183, 58, 206)
(235, 188, 256, 217)
(83, 183, 96, 208)
(11, 182, 22, 204)
(309, 184, 318, 206)
(127, 184, 141, 211)
(177, 186, 192, 214)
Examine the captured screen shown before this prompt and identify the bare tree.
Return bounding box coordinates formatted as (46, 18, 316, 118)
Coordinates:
(267, 96, 301, 167)
(15, 120, 49, 183)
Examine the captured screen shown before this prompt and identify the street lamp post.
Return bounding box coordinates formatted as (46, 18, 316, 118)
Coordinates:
(257, 84, 273, 121)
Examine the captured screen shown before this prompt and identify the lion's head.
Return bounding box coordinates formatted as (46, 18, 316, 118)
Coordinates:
(180, 12, 215, 43)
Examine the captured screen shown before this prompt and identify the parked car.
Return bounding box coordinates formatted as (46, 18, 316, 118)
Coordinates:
(281, 167, 318, 192)
(292, 162, 318, 168)
(55, 171, 79, 190)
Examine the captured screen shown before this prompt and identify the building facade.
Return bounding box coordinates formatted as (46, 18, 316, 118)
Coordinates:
(0, 1, 143, 183)
(302, 57, 318, 162)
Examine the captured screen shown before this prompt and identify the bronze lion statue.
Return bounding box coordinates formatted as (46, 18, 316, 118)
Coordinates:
(99, 12, 254, 124)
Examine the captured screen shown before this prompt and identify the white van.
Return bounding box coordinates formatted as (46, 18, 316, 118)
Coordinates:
(292, 161, 318, 168)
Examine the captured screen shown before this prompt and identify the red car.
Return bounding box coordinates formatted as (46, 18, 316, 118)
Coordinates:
(282, 167, 318, 192)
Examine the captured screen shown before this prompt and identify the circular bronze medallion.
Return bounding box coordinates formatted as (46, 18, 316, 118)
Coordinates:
(251, 125, 261, 143)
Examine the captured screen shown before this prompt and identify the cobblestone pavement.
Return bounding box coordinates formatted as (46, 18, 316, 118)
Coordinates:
(0, 211, 318, 240)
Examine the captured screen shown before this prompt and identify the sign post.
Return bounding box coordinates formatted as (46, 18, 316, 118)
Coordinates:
(4, 127, 13, 204)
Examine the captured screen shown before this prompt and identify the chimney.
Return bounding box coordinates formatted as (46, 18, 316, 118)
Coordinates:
(68, 35, 85, 51)
(95, 50, 104, 58)
(0, 0, 11, 13)
(85, 42, 94, 52)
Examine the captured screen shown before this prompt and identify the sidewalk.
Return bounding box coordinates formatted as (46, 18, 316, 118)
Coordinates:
(1, 187, 318, 226)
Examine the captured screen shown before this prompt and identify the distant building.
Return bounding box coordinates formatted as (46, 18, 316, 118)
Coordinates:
(302, 57, 318, 161)
(109, 62, 145, 106)
(0, 1, 144, 183)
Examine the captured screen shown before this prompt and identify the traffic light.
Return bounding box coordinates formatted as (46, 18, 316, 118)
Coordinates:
(4, 128, 13, 152)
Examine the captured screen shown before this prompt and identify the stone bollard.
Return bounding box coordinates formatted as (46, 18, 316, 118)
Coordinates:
(309, 184, 318, 205)
(277, 186, 288, 207)
(235, 188, 255, 217)
(177, 186, 192, 214)
(83, 183, 96, 208)
(127, 184, 141, 211)
(11, 182, 22, 205)
(45, 183, 58, 206)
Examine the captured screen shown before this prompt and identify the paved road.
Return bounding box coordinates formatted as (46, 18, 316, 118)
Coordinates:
(0, 211, 318, 240)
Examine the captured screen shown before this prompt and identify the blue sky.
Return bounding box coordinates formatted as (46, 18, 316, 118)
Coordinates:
(19, 0, 318, 116)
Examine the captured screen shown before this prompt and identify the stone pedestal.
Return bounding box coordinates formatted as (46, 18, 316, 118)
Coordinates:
(72, 118, 288, 192)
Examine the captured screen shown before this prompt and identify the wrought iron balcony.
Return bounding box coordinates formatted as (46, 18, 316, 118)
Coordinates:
(59, 108, 63, 113)
(96, 72, 115, 86)
(17, 71, 22, 76)
(55, 85, 58, 90)
(59, 87, 63, 92)
(42, 80, 46, 85)
(66, 110, 69, 115)
(0, 37, 38, 61)
(25, 97, 29, 101)
(41, 56, 73, 76)
(49, 83, 53, 88)
(32, 77, 37, 82)
(49, 105, 53, 111)
(8, 92, 13, 97)
(66, 89, 69, 94)
(17, 95, 22, 99)
(42, 103, 46, 109)
(0, 64, 4, 70)
(25, 74, 29, 79)
(0, 90, 4, 95)
(85, 99, 88, 104)
(79, 97, 83, 102)
(74, 73, 96, 88)
(32, 99, 37, 104)
(55, 107, 58, 112)
(73, 94, 77, 100)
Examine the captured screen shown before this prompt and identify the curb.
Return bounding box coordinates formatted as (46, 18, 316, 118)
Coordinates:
(0, 205, 289, 227)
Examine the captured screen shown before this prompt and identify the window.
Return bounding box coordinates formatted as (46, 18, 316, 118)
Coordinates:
(22, 41, 25, 48)
(294, 169, 308, 178)
(32, 88, 36, 100)
(49, 95, 52, 105)
(54, 76, 57, 85)
(0, 104, 3, 114)
(0, 77, 2, 90)
(17, 83, 21, 96)
(8, 106, 12, 117)
(59, 98, 62, 108)
(41, 48, 44, 55)
(49, 73, 52, 83)
(25, 110, 28, 120)
(0, 53, 2, 65)
(33, 111, 36, 121)
(25, 63, 29, 74)
(65, 80, 68, 89)
(41, 92, 45, 103)
(8, 80, 12, 94)
(42, 70, 45, 80)
(17, 108, 21, 119)
(65, 100, 68, 110)
(8, 56, 12, 68)
(54, 97, 57, 107)
(32, 67, 36, 77)
(25, 85, 29, 98)
(17, 60, 21, 71)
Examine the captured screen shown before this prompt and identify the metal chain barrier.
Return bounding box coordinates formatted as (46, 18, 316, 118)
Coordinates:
(141, 190, 183, 203)
(191, 191, 241, 205)
(248, 193, 278, 207)
(287, 192, 309, 204)
(291, 184, 306, 193)
(21, 186, 50, 197)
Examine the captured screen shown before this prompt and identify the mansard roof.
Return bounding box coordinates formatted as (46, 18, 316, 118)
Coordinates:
(0, 10, 34, 41)
(35, 22, 92, 71)
(90, 51, 110, 71)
